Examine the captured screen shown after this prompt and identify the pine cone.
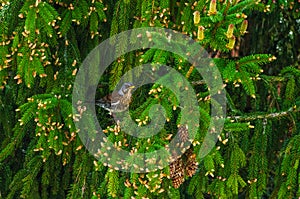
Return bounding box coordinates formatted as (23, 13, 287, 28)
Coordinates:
(185, 149, 198, 177)
(178, 125, 189, 142)
(169, 158, 185, 188)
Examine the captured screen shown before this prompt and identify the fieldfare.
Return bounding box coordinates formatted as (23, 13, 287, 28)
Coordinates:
(95, 82, 135, 113)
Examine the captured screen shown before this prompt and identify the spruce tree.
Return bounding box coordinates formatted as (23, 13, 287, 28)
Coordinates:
(0, 0, 299, 198)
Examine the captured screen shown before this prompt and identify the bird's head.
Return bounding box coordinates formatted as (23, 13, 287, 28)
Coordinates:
(118, 82, 135, 96)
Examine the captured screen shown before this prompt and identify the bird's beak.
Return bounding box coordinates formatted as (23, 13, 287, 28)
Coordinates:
(130, 85, 135, 89)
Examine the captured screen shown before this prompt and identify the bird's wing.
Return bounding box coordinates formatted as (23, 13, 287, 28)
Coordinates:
(95, 94, 112, 110)
(95, 88, 132, 112)
(95, 93, 123, 111)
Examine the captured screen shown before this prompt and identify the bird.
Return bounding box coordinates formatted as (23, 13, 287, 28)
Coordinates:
(95, 82, 135, 113)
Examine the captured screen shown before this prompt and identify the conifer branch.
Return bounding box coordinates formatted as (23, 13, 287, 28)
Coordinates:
(191, 75, 287, 86)
(228, 106, 300, 122)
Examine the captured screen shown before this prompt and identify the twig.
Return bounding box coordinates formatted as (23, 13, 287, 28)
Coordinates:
(191, 80, 206, 85)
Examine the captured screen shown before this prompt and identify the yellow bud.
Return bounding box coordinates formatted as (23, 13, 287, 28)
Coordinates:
(249, 124, 255, 128)
(226, 24, 234, 38)
(226, 36, 236, 49)
(208, 0, 217, 15)
(193, 11, 200, 24)
(240, 20, 248, 35)
(197, 26, 205, 40)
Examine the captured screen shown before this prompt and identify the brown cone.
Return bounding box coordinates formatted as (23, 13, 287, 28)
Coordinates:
(185, 149, 198, 177)
(178, 125, 189, 142)
(169, 158, 185, 188)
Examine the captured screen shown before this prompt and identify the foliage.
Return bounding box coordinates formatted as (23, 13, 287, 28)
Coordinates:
(0, 0, 300, 198)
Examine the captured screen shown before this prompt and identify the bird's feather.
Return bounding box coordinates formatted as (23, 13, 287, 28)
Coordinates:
(95, 82, 135, 113)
